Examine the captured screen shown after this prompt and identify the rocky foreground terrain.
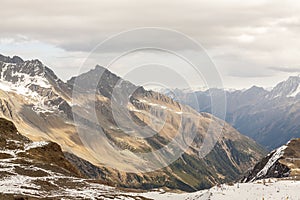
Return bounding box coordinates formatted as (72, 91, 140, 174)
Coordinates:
(0, 117, 299, 199)
(0, 117, 150, 199)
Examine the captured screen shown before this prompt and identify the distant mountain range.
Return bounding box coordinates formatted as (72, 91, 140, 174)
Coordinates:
(165, 76, 300, 150)
(0, 54, 265, 192)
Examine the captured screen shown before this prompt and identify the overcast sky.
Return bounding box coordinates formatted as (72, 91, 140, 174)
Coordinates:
(1, 0, 300, 89)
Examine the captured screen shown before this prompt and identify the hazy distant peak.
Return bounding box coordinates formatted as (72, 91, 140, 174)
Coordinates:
(247, 85, 266, 92)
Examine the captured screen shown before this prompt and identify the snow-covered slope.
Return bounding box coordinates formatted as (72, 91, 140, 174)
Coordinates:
(136, 179, 300, 200)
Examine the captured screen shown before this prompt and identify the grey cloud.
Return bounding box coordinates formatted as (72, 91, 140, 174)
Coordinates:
(1, 0, 300, 88)
(1, 0, 300, 52)
(227, 70, 275, 78)
(269, 66, 300, 73)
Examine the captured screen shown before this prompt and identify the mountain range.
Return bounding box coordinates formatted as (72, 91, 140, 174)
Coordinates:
(0, 54, 265, 193)
(166, 76, 300, 150)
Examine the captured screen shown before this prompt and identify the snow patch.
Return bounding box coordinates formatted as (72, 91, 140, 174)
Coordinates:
(135, 180, 300, 200)
(252, 145, 288, 181)
(24, 141, 49, 151)
(287, 84, 300, 97)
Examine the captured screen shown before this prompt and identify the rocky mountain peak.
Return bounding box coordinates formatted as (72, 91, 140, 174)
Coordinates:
(68, 65, 138, 98)
(0, 54, 45, 74)
(241, 85, 268, 98)
(0, 54, 24, 64)
(0, 55, 47, 85)
(246, 85, 266, 93)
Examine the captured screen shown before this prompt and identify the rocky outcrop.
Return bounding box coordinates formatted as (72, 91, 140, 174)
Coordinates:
(0, 118, 81, 177)
(243, 138, 300, 182)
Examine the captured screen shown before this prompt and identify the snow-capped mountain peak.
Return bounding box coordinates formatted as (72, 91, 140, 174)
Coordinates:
(0, 55, 51, 91)
(0, 54, 70, 114)
(268, 75, 300, 98)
